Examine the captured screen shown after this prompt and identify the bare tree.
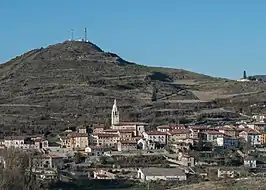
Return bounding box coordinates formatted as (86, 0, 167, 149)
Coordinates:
(0, 148, 43, 190)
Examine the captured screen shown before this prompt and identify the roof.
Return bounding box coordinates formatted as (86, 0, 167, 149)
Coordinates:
(94, 133, 120, 138)
(156, 124, 185, 129)
(241, 129, 261, 135)
(120, 140, 137, 145)
(114, 121, 148, 126)
(168, 129, 190, 135)
(103, 129, 119, 133)
(218, 125, 236, 131)
(118, 129, 135, 133)
(206, 130, 223, 135)
(189, 125, 208, 130)
(4, 136, 25, 140)
(145, 131, 168, 135)
(140, 167, 185, 177)
(69, 132, 88, 138)
(93, 124, 105, 128)
(254, 122, 266, 125)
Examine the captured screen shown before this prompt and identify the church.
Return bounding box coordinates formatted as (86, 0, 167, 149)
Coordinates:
(111, 99, 147, 137)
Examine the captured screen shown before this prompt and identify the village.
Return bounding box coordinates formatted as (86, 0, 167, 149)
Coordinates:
(1, 99, 266, 189)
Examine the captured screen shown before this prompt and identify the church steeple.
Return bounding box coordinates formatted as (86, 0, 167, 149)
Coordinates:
(111, 99, 119, 126)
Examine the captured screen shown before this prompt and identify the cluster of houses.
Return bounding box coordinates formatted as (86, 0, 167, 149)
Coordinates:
(3, 100, 266, 183)
(2, 100, 266, 156)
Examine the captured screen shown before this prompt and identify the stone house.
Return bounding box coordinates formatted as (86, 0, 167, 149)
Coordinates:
(93, 169, 116, 179)
(93, 124, 105, 134)
(239, 129, 261, 146)
(85, 146, 112, 156)
(218, 125, 236, 137)
(117, 140, 137, 151)
(199, 130, 224, 142)
(168, 129, 191, 143)
(188, 125, 209, 139)
(92, 133, 120, 147)
(33, 154, 66, 170)
(60, 132, 88, 150)
(118, 129, 134, 141)
(142, 131, 168, 146)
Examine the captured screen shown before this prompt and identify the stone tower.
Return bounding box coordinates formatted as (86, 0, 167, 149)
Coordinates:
(111, 99, 119, 125)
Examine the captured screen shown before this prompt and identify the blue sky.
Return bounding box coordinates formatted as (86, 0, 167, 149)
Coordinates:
(1, 0, 266, 79)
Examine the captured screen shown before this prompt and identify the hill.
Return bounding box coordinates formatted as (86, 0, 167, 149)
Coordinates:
(0, 40, 266, 135)
(249, 75, 266, 81)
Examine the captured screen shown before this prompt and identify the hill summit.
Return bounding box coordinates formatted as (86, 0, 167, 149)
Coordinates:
(0, 40, 265, 135)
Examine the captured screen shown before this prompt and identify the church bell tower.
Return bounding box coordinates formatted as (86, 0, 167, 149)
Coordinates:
(111, 99, 119, 126)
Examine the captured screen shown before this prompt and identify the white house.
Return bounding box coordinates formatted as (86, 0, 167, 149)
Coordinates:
(4, 136, 25, 149)
(252, 114, 266, 122)
(244, 156, 257, 168)
(138, 167, 187, 182)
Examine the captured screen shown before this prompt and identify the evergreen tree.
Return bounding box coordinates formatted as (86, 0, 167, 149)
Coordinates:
(243, 70, 247, 79)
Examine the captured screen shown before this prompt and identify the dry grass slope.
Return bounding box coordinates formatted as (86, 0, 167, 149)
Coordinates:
(0, 40, 266, 135)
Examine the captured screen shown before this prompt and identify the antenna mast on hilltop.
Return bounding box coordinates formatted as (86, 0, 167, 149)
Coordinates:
(84, 28, 87, 42)
(70, 29, 74, 41)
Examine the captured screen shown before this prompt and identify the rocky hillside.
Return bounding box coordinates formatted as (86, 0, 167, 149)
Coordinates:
(0, 40, 265, 135)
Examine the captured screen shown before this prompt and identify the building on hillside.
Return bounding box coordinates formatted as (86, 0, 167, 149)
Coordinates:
(118, 129, 134, 141)
(93, 169, 116, 179)
(92, 124, 105, 134)
(168, 129, 191, 143)
(142, 131, 168, 146)
(177, 152, 195, 167)
(92, 133, 120, 147)
(188, 125, 209, 139)
(4, 136, 25, 149)
(254, 122, 266, 131)
(260, 132, 266, 145)
(218, 125, 236, 137)
(77, 125, 87, 134)
(138, 167, 187, 182)
(156, 124, 185, 132)
(239, 129, 261, 146)
(137, 139, 156, 150)
(85, 146, 112, 156)
(199, 130, 224, 142)
(110, 99, 147, 136)
(252, 114, 266, 122)
(117, 140, 137, 151)
(216, 136, 239, 148)
(171, 142, 191, 152)
(244, 156, 257, 168)
(60, 132, 88, 150)
(217, 168, 238, 178)
(34, 154, 66, 169)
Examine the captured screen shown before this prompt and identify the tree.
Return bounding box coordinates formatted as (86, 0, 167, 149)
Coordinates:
(151, 89, 157, 102)
(243, 70, 247, 79)
(0, 148, 43, 190)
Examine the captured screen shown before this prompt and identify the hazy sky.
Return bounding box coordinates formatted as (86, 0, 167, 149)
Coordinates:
(1, 0, 266, 79)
